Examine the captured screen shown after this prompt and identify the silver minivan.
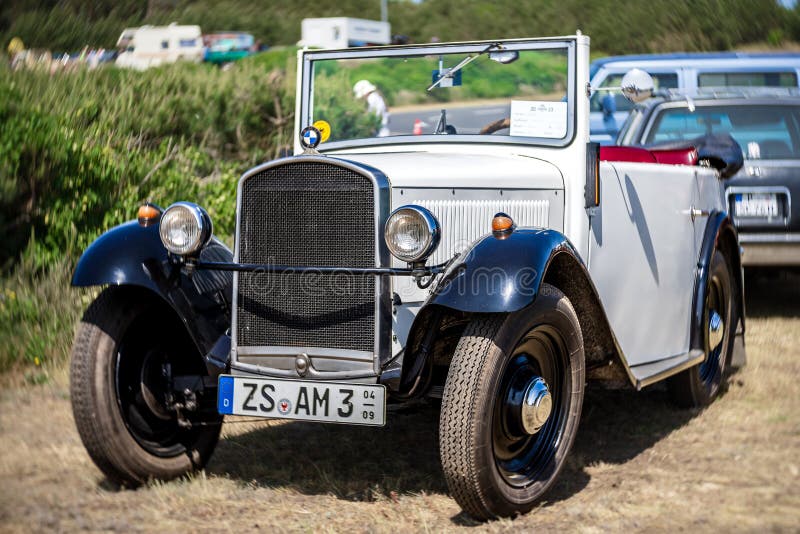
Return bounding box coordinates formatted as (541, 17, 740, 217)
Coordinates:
(589, 52, 800, 143)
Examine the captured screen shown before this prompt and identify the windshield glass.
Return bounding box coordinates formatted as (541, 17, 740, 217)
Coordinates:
(645, 104, 800, 160)
(303, 43, 571, 146)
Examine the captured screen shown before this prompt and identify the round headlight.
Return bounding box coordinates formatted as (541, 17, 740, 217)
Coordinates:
(159, 202, 212, 256)
(385, 205, 440, 263)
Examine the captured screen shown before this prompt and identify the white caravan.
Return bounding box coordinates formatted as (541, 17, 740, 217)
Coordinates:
(116, 24, 203, 70)
(299, 17, 391, 48)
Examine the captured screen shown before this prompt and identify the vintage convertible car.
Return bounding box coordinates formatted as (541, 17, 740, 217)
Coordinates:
(69, 35, 746, 520)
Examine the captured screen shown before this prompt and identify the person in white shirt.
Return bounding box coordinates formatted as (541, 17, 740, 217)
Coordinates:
(353, 79, 390, 137)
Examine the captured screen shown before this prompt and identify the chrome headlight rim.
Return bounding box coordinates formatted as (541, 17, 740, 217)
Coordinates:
(158, 201, 213, 257)
(384, 205, 441, 264)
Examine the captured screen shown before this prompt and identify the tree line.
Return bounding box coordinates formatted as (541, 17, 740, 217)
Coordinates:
(2, 0, 798, 55)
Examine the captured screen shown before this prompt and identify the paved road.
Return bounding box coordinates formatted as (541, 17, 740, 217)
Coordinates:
(390, 103, 510, 135)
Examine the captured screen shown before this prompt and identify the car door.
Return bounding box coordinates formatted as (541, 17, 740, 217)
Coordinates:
(588, 161, 698, 366)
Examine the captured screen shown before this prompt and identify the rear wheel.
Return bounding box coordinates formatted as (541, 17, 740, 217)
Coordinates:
(439, 284, 585, 520)
(70, 287, 222, 485)
(668, 249, 737, 407)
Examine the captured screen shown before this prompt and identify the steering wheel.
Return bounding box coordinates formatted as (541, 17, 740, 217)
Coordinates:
(480, 117, 510, 135)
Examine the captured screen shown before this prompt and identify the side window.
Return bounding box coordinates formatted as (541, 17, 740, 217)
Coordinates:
(161, 40, 169, 50)
(179, 39, 196, 48)
(590, 72, 679, 112)
(698, 71, 797, 87)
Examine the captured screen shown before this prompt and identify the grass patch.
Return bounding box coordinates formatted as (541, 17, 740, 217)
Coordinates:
(0, 251, 91, 378)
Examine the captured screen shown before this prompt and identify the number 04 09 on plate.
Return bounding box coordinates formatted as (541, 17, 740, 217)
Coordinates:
(217, 375, 386, 426)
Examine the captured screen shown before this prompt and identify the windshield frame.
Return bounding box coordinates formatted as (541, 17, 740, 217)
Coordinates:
(298, 37, 578, 151)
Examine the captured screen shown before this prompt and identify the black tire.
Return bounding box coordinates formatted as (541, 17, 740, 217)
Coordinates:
(439, 283, 585, 520)
(668, 249, 737, 408)
(70, 287, 222, 486)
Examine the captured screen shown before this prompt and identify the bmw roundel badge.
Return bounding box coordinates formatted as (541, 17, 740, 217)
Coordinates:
(300, 125, 322, 149)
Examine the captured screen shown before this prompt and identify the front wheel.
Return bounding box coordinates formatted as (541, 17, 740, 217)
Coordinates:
(70, 287, 222, 486)
(439, 284, 585, 520)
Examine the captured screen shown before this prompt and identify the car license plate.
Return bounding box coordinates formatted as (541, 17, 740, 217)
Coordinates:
(217, 375, 386, 426)
(734, 193, 780, 218)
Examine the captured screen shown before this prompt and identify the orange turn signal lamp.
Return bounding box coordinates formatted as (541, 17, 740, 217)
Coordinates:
(137, 202, 162, 227)
(492, 212, 515, 238)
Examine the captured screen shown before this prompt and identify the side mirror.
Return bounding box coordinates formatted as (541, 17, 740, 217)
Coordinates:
(488, 50, 519, 64)
(620, 68, 654, 103)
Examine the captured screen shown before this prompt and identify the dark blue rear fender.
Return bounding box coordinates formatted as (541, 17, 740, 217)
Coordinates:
(72, 221, 233, 356)
(427, 228, 579, 312)
(692, 211, 746, 354)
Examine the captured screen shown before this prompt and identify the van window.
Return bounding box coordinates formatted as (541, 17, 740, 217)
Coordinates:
(161, 40, 169, 49)
(645, 105, 800, 160)
(590, 72, 678, 112)
(698, 72, 797, 87)
(179, 39, 197, 48)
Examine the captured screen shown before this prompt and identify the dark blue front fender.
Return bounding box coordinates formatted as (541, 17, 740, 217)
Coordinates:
(428, 228, 581, 313)
(388, 228, 596, 395)
(72, 221, 233, 356)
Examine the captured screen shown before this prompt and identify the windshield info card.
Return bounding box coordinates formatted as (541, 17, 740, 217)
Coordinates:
(509, 100, 567, 139)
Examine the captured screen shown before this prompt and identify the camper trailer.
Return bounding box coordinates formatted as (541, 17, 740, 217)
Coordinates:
(299, 17, 391, 49)
(116, 24, 203, 70)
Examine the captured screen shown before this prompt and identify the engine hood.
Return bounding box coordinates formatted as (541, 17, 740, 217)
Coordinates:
(329, 151, 564, 190)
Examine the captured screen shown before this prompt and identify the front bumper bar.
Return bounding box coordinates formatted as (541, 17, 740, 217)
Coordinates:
(739, 233, 800, 266)
(195, 261, 447, 277)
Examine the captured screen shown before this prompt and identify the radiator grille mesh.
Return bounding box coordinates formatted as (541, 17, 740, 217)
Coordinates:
(236, 162, 376, 352)
(412, 199, 550, 265)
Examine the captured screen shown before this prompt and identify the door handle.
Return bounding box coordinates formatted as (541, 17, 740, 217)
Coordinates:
(690, 207, 711, 221)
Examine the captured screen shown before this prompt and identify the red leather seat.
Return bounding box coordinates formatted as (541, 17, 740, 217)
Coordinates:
(650, 147, 699, 166)
(599, 146, 656, 164)
(599, 146, 698, 166)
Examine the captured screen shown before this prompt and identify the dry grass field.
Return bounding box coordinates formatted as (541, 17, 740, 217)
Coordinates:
(1, 270, 799, 533)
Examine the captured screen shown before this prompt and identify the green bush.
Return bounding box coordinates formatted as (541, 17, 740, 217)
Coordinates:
(0, 54, 296, 372)
(314, 70, 382, 141)
(0, 57, 294, 270)
(0, 251, 91, 376)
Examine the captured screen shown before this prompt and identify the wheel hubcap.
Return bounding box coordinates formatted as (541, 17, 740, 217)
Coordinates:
(521, 377, 552, 435)
(699, 264, 730, 389)
(708, 309, 724, 351)
(139, 350, 172, 421)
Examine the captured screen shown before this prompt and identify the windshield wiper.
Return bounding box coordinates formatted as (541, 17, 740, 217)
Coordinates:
(426, 42, 502, 92)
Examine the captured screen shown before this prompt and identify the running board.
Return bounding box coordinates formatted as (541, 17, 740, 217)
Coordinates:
(628, 349, 705, 390)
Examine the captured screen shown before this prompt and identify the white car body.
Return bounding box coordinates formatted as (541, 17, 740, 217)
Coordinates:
(69, 33, 748, 519)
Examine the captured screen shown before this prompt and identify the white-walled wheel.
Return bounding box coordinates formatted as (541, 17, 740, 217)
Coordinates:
(70, 287, 222, 485)
(668, 249, 737, 407)
(439, 283, 585, 520)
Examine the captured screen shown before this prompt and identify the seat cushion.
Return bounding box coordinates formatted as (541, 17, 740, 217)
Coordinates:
(599, 146, 657, 164)
(650, 147, 699, 166)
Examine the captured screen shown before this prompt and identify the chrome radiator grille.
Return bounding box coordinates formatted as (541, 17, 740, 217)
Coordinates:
(235, 162, 376, 352)
(412, 199, 550, 265)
